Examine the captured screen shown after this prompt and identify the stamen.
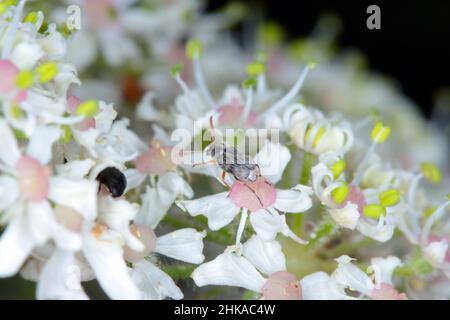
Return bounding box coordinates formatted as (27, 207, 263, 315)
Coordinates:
(235, 209, 248, 247)
(239, 80, 255, 126)
(2, 0, 27, 59)
(172, 65, 201, 115)
(420, 198, 450, 246)
(260, 64, 312, 117)
(186, 40, 216, 109)
(351, 121, 391, 186)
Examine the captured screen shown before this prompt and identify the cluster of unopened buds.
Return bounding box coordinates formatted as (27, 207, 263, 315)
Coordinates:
(0, 1, 448, 300)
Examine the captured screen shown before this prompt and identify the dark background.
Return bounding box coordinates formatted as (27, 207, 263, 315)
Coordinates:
(206, 0, 450, 118)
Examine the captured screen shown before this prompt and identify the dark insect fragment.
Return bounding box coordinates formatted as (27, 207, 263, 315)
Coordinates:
(96, 167, 127, 198)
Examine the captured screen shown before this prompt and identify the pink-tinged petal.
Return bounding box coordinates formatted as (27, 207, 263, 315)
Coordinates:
(16, 156, 51, 202)
(67, 95, 81, 112)
(123, 224, 157, 264)
(77, 118, 96, 131)
(0, 59, 18, 93)
(229, 177, 276, 212)
(134, 142, 175, 176)
(67, 96, 96, 131)
(342, 185, 366, 215)
(372, 284, 408, 300)
(218, 100, 256, 127)
(262, 271, 302, 300)
(14, 90, 27, 103)
(85, 0, 121, 28)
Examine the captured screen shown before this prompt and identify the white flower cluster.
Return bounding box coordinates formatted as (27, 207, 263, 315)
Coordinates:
(0, 0, 448, 300)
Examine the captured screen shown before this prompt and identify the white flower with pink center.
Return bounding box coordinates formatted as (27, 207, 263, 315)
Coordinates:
(124, 140, 193, 226)
(192, 235, 302, 300)
(311, 151, 397, 242)
(177, 141, 313, 246)
(331, 255, 408, 300)
(120, 193, 205, 300)
(0, 120, 98, 277)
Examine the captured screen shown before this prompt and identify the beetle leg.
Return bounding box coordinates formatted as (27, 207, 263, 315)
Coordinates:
(192, 159, 217, 167)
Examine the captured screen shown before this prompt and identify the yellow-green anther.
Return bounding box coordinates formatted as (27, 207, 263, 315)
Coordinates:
(371, 121, 391, 143)
(75, 100, 98, 117)
(24, 11, 38, 24)
(36, 62, 58, 83)
(423, 207, 436, 218)
(304, 126, 326, 148)
(0, 4, 7, 15)
(4, 0, 18, 5)
(246, 61, 265, 77)
(260, 21, 283, 46)
(379, 189, 400, 207)
(307, 61, 318, 69)
(186, 40, 202, 59)
(15, 70, 33, 89)
(447, 193, 450, 200)
(420, 162, 441, 184)
(242, 77, 257, 89)
(363, 204, 386, 219)
(331, 159, 346, 179)
(331, 183, 349, 204)
(11, 104, 23, 119)
(170, 63, 183, 77)
(61, 125, 72, 144)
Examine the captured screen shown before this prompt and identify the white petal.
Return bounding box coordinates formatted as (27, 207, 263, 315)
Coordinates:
(368, 256, 402, 286)
(176, 193, 240, 231)
(192, 251, 266, 292)
(82, 223, 141, 300)
(134, 172, 193, 229)
(155, 228, 206, 264)
(254, 142, 291, 184)
(356, 214, 395, 242)
(48, 177, 98, 221)
(135, 92, 160, 122)
(55, 159, 95, 180)
(0, 213, 34, 276)
(332, 255, 374, 296)
(329, 203, 360, 230)
(273, 185, 313, 213)
(123, 168, 146, 192)
(94, 101, 117, 134)
(249, 209, 286, 241)
(72, 128, 100, 158)
(422, 241, 448, 269)
(27, 125, 61, 164)
(28, 201, 82, 251)
(300, 272, 350, 300)
(10, 41, 43, 69)
(98, 196, 143, 252)
(159, 172, 194, 199)
(130, 260, 183, 300)
(0, 176, 19, 211)
(242, 235, 286, 276)
(37, 250, 89, 300)
(0, 119, 20, 167)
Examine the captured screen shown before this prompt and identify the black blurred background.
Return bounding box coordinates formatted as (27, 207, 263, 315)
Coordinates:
(207, 0, 450, 118)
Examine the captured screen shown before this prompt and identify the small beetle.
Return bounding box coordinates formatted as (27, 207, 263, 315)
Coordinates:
(203, 116, 262, 184)
(96, 167, 127, 198)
